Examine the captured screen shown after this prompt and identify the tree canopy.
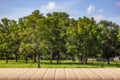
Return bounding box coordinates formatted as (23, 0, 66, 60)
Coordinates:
(0, 10, 120, 67)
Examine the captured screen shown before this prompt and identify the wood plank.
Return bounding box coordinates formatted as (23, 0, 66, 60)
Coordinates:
(43, 68, 56, 80)
(81, 68, 101, 80)
(65, 68, 77, 80)
(0, 69, 10, 80)
(91, 68, 113, 80)
(100, 69, 120, 80)
(0, 68, 20, 80)
(19, 68, 38, 80)
(7, 68, 30, 80)
(0, 69, 7, 74)
(31, 68, 48, 80)
(55, 68, 66, 80)
(0, 68, 120, 80)
(108, 68, 120, 76)
(73, 68, 89, 80)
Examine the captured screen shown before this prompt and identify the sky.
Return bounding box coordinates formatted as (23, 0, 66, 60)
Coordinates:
(0, 0, 120, 25)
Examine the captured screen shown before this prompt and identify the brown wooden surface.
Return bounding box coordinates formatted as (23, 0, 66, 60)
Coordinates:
(0, 68, 120, 80)
(55, 68, 66, 80)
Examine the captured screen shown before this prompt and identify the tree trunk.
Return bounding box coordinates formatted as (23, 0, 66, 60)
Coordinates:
(0, 53, 3, 59)
(57, 50, 60, 64)
(25, 53, 28, 64)
(119, 54, 120, 61)
(33, 53, 37, 63)
(107, 53, 110, 65)
(79, 55, 83, 63)
(82, 53, 87, 64)
(15, 53, 18, 62)
(60, 55, 61, 64)
(38, 52, 40, 68)
(50, 48, 53, 64)
(6, 53, 8, 64)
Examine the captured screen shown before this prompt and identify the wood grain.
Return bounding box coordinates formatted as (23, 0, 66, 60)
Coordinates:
(0, 68, 119, 80)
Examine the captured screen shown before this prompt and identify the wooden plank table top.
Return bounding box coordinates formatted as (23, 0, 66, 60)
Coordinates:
(0, 68, 120, 80)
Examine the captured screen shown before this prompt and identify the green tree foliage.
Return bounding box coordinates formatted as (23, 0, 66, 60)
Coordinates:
(117, 29, 120, 57)
(0, 18, 13, 63)
(18, 10, 47, 67)
(66, 17, 100, 64)
(98, 20, 119, 64)
(0, 10, 120, 67)
(46, 12, 69, 64)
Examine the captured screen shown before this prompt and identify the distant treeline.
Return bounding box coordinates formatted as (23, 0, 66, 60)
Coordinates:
(0, 10, 120, 68)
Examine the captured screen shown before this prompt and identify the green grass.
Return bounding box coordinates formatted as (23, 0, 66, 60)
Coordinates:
(0, 60, 120, 68)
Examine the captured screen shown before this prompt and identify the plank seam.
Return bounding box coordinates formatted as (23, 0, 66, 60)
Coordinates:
(14, 69, 30, 80)
(42, 68, 48, 80)
(89, 69, 102, 80)
(18, 69, 31, 80)
(72, 68, 78, 80)
(108, 69, 120, 76)
(6, 69, 22, 80)
(106, 69, 120, 80)
(54, 68, 56, 80)
(73, 68, 90, 80)
(29, 69, 39, 80)
(81, 69, 90, 80)
(64, 68, 66, 80)
(100, 69, 114, 80)
(64, 68, 67, 80)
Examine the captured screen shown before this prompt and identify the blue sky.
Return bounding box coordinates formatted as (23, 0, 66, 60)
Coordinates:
(0, 0, 120, 25)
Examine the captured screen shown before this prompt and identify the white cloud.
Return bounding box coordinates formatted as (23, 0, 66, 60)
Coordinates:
(87, 5, 95, 14)
(116, 2, 120, 7)
(0, 1, 80, 21)
(0, 17, 1, 22)
(0, 17, 2, 20)
(0, 17, 3, 23)
(93, 15, 105, 21)
(69, 16, 74, 19)
(0, 17, 3, 22)
(40, 2, 56, 11)
(39, 1, 80, 18)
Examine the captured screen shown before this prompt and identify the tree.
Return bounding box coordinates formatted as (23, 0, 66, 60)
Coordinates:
(0, 10, 120, 66)
(66, 17, 99, 64)
(0, 18, 13, 63)
(46, 12, 69, 64)
(19, 10, 47, 68)
(98, 20, 119, 64)
(9, 20, 20, 62)
(117, 29, 120, 58)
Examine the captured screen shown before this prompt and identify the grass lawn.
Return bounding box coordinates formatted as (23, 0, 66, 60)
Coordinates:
(0, 60, 120, 68)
